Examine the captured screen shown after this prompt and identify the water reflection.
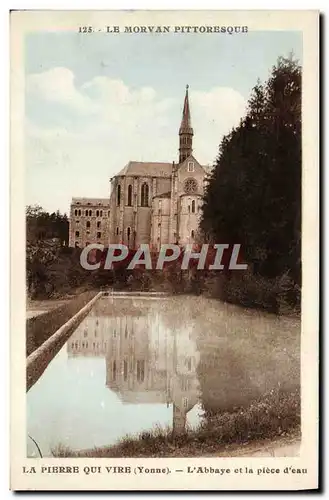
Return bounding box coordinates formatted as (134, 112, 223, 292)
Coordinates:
(67, 298, 200, 435)
(27, 296, 300, 456)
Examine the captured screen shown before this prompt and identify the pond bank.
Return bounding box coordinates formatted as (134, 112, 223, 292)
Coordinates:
(26, 291, 98, 356)
(26, 292, 102, 391)
(52, 389, 300, 458)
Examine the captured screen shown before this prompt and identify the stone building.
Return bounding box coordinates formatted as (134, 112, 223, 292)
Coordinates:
(69, 197, 110, 248)
(109, 85, 209, 250)
(69, 86, 209, 248)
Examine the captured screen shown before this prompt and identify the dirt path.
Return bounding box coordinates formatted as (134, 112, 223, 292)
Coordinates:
(205, 433, 300, 457)
(26, 297, 75, 319)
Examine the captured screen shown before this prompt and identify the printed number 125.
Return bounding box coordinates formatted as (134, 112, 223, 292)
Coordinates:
(79, 26, 93, 33)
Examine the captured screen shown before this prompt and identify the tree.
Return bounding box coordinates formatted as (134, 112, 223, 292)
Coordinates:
(201, 55, 301, 307)
(26, 205, 69, 245)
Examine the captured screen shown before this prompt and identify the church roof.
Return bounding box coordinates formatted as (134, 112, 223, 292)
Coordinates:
(71, 197, 110, 206)
(116, 161, 172, 178)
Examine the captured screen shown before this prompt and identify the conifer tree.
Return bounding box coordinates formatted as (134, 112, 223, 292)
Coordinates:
(201, 56, 301, 301)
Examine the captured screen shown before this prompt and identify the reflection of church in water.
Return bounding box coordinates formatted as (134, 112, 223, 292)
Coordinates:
(67, 299, 200, 433)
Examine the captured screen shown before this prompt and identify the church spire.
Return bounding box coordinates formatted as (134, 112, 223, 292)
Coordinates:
(181, 84, 192, 129)
(179, 85, 193, 164)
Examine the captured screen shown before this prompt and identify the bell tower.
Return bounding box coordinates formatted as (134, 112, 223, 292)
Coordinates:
(179, 85, 193, 164)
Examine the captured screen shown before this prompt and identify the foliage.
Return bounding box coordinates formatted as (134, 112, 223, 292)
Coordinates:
(26, 204, 69, 246)
(201, 56, 301, 309)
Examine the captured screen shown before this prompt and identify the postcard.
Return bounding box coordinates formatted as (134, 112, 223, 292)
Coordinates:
(10, 9, 319, 491)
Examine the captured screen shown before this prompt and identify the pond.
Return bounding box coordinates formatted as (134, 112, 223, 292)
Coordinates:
(27, 295, 300, 457)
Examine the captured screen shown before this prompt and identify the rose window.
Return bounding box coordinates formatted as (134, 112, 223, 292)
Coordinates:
(184, 178, 198, 194)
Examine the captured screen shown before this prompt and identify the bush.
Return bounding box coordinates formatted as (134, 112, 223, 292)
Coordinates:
(223, 269, 300, 314)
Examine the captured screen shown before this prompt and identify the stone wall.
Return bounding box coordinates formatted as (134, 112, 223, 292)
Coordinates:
(26, 291, 97, 356)
(26, 292, 102, 392)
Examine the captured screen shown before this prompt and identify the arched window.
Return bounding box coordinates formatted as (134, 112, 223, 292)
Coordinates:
(116, 227, 119, 235)
(108, 211, 110, 217)
(96, 210, 99, 217)
(191, 200, 195, 213)
(191, 230, 195, 238)
(85, 210, 88, 216)
(127, 184, 132, 206)
(78, 210, 81, 216)
(100, 210, 103, 216)
(117, 185, 121, 206)
(74, 209, 78, 216)
(127, 227, 131, 241)
(137, 360, 145, 382)
(89, 210, 92, 216)
(97, 221, 101, 228)
(75, 230, 79, 237)
(141, 183, 149, 207)
(86, 221, 90, 228)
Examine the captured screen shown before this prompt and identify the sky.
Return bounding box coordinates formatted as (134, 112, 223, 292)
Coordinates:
(25, 30, 302, 214)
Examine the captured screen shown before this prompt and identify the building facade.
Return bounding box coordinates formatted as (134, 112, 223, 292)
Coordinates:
(69, 86, 209, 248)
(109, 86, 209, 249)
(69, 197, 110, 248)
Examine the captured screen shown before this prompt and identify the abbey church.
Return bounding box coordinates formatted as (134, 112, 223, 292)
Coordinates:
(69, 86, 210, 249)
